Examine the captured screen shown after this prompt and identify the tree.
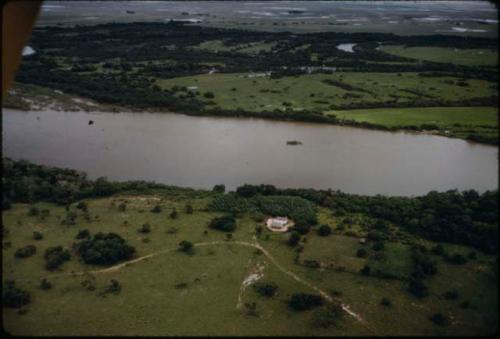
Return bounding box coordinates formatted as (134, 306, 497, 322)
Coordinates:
(372, 241, 385, 251)
(76, 232, 135, 266)
(408, 277, 428, 298)
(253, 282, 278, 297)
(76, 201, 88, 212)
(360, 265, 371, 276)
(61, 211, 77, 226)
(255, 225, 263, 237)
(380, 297, 392, 307)
(27, 206, 39, 216)
(443, 289, 459, 300)
(138, 223, 151, 233)
(311, 303, 343, 328)
(356, 248, 367, 258)
(178, 240, 194, 253)
(288, 293, 324, 311)
(431, 244, 445, 256)
(430, 313, 450, 326)
(44, 246, 71, 270)
(170, 209, 178, 219)
(236, 184, 258, 198)
(2, 281, 30, 308)
(208, 215, 236, 232)
(212, 184, 225, 193)
(33, 231, 43, 240)
(118, 202, 127, 212)
(317, 225, 332, 237)
(76, 229, 90, 239)
(14, 245, 37, 258)
(39, 278, 52, 290)
(104, 279, 121, 295)
(445, 253, 467, 265)
(293, 222, 311, 235)
(288, 231, 301, 246)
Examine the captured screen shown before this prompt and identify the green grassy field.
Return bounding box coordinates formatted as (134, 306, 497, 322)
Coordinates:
(3, 194, 497, 336)
(328, 106, 498, 140)
(156, 72, 496, 112)
(330, 107, 498, 127)
(379, 46, 498, 66)
(191, 39, 278, 55)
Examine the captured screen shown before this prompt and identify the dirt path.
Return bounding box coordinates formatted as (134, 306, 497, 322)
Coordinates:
(27, 239, 375, 333)
(195, 240, 374, 332)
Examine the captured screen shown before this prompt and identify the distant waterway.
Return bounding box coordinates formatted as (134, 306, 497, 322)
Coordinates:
(2, 109, 498, 196)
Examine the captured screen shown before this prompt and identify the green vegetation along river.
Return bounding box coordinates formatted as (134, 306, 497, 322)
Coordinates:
(2, 109, 497, 196)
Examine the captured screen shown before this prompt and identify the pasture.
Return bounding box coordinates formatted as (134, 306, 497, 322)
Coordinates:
(2, 194, 497, 336)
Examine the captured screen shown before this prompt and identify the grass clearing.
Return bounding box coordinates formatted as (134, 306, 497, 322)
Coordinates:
(156, 72, 496, 112)
(2, 197, 497, 336)
(330, 107, 498, 128)
(380, 45, 498, 66)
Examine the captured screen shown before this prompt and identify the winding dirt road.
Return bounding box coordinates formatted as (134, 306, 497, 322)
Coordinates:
(25, 239, 375, 333)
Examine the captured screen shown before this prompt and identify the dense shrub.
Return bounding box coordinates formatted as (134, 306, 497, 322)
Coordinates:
(27, 206, 39, 216)
(102, 279, 121, 295)
(372, 241, 385, 251)
(253, 281, 278, 297)
(431, 244, 445, 256)
(430, 313, 450, 326)
(445, 253, 467, 265)
(412, 250, 437, 277)
(170, 209, 178, 219)
(33, 231, 43, 240)
(76, 201, 88, 212)
(356, 248, 367, 258)
(76, 229, 90, 239)
(317, 225, 332, 237)
(208, 215, 236, 232)
(360, 265, 371, 276)
(150, 205, 162, 213)
(212, 184, 225, 193)
(208, 193, 250, 214)
(443, 289, 459, 300)
(311, 303, 343, 328)
(2, 281, 30, 308)
(76, 232, 135, 266)
(288, 293, 324, 311)
(39, 278, 52, 290)
(254, 195, 318, 226)
(288, 231, 301, 246)
(408, 277, 428, 298)
(138, 223, 151, 234)
(44, 246, 71, 270)
(380, 297, 392, 307)
(178, 240, 194, 253)
(14, 245, 37, 258)
(292, 222, 311, 235)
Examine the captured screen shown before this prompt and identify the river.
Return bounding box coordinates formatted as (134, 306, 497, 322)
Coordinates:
(2, 109, 497, 196)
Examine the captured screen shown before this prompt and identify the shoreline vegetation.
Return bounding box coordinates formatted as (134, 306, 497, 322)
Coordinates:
(3, 84, 497, 145)
(3, 158, 498, 254)
(5, 22, 497, 145)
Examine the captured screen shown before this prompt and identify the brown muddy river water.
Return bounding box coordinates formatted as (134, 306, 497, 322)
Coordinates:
(2, 109, 498, 196)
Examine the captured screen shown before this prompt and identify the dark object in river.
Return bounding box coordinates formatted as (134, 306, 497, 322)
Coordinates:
(286, 140, 303, 145)
(126, 10, 135, 14)
(88, 120, 94, 125)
